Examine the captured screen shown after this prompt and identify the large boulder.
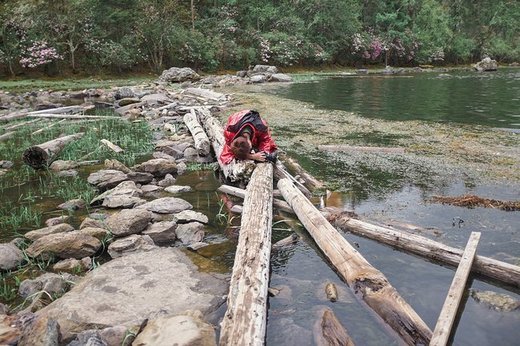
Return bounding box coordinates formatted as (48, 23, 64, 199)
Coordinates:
(0, 241, 24, 270)
(175, 222, 205, 245)
(158, 67, 200, 83)
(252, 65, 278, 74)
(134, 158, 177, 178)
(474, 57, 498, 71)
(25, 223, 74, 241)
(269, 73, 292, 82)
(25, 231, 102, 259)
(136, 197, 192, 214)
(36, 248, 227, 343)
(107, 235, 156, 258)
(142, 221, 177, 245)
(90, 180, 144, 208)
(105, 209, 153, 237)
(87, 170, 128, 190)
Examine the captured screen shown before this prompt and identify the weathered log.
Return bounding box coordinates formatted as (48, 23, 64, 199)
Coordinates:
(326, 212, 520, 289)
(2, 118, 43, 131)
(183, 109, 211, 156)
(28, 105, 94, 115)
(274, 161, 312, 198)
(31, 119, 66, 136)
(217, 184, 293, 213)
(279, 152, 325, 192)
(318, 144, 405, 154)
(430, 232, 481, 346)
(314, 308, 355, 346)
(196, 108, 255, 183)
(325, 282, 338, 302)
(27, 114, 119, 120)
(278, 178, 432, 345)
(22, 133, 84, 169)
(100, 139, 124, 153)
(0, 131, 15, 142)
(0, 110, 29, 123)
(219, 163, 274, 345)
(272, 233, 299, 250)
(184, 87, 226, 101)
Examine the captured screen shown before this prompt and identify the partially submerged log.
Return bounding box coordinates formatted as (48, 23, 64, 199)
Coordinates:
(274, 161, 312, 198)
(28, 105, 94, 115)
(196, 108, 254, 182)
(219, 163, 274, 345)
(279, 153, 325, 192)
(22, 133, 84, 169)
(278, 178, 432, 345)
(100, 139, 124, 153)
(314, 308, 355, 346)
(183, 109, 210, 156)
(218, 184, 293, 214)
(326, 211, 520, 289)
(318, 144, 405, 154)
(272, 233, 299, 250)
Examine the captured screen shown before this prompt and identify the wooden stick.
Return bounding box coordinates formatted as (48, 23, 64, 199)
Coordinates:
(0, 110, 29, 123)
(100, 139, 124, 153)
(27, 105, 94, 115)
(184, 109, 211, 156)
(219, 163, 273, 346)
(318, 145, 405, 154)
(22, 133, 84, 169)
(2, 118, 43, 131)
(278, 178, 432, 345)
(430, 232, 481, 346)
(31, 119, 67, 136)
(218, 184, 293, 213)
(314, 308, 355, 346)
(27, 114, 120, 120)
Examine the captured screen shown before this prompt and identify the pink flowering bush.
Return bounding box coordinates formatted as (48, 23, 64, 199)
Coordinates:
(351, 32, 387, 62)
(19, 41, 62, 68)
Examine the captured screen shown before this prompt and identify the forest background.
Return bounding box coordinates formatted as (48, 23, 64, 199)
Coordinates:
(0, 0, 518, 78)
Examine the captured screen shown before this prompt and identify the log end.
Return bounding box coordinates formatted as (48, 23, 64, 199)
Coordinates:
(22, 146, 49, 169)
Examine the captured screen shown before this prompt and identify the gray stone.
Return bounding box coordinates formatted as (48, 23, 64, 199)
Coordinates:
(53, 258, 91, 274)
(104, 159, 131, 173)
(19, 272, 76, 299)
(0, 160, 14, 169)
(152, 151, 177, 161)
(98, 325, 133, 346)
(58, 198, 85, 211)
(37, 248, 227, 342)
(136, 197, 192, 214)
(45, 215, 70, 227)
(141, 93, 172, 105)
(164, 185, 192, 194)
(103, 196, 146, 209)
(80, 227, 109, 241)
(250, 75, 267, 83)
(127, 172, 154, 185)
(26, 231, 102, 259)
(176, 162, 188, 175)
(471, 290, 520, 312)
(114, 87, 135, 100)
(174, 210, 209, 224)
(142, 221, 177, 245)
(0, 242, 24, 270)
(18, 314, 60, 346)
(157, 174, 176, 187)
(132, 311, 217, 346)
(87, 170, 128, 190)
(105, 209, 153, 237)
(80, 217, 106, 230)
(158, 67, 200, 83)
(187, 242, 209, 251)
(269, 73, 292, 82)
(25, 223, 74, 241)
(175, 222, 205, 245)
(252, 64, 278, 74)
(108, 235, 156, 258)
(134, 159, 177, 178)
(140, 184, 163, 193)
(474, 57, 498, 72)
(89, 179, 143, 205)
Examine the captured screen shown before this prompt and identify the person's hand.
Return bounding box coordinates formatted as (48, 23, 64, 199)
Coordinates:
(248, 151, 267, 162)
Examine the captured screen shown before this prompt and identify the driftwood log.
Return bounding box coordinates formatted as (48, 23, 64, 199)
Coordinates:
(314, 308, 355, 346)
(278, 178, 432, 345)
(0, 131, 15, 142)
(28, 105, 94, 115)
(27, 114, 120, 120)
(31, 119, 66, 136)
(2, 118, 42, 131)
(183, 109, 210, 156)
(279, 153, 325, 192)
(219, 163, 274, 345)
(218, 184, 293, 214)
(196, 108, 255, 183)
(326, 212, 520, 289)
(22, 133, 84, 169)
(318, 144, 405, 154)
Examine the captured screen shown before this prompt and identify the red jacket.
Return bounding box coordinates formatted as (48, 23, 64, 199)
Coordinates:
(220, 109, 277, 164)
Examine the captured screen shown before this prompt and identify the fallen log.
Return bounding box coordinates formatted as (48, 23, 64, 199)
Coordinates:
(31, 119, 66, 136)
(272, 233, 300, 250)
(27, 105, 94, 115)
(218, 184, 293, 214)
(279, 152, 325, 192)
(184, 87, 226, 101)
(278, 178, 432, 345)
(196, 108, 254, 183)
(219, 163, 273, 345)
(0, 131, 15, 142)
(27, 114, 120, 120)
(326, 211, 520, 289)
(318, 144, 405, 154)
(431, 194, 520, 211)
(314, 308, 355, 346)
(22, 133, 84, 169)
(100, 139, 124, 153)
(0, 110, 29, 123)
(274, 161, 312, 198)
(184, 109, 210, 156)
(2, 118, 43, 131)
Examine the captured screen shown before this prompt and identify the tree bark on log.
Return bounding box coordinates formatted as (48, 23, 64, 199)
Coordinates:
(196, 108, 255, 183)
(22, 133, 84, 169)
(184, 109, 210, 156)
(278, 178, 432, 345)
(314, 308, 355, 346)
(326, 211, 520, 289)
(219, 163, 274, 346)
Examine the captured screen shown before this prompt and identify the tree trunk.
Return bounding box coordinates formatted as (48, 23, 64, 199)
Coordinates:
(184, 109, 210, 156)
(278, 178, 432, 345)
(0, 132, 15, 142)
(326, 211, 520, 289)
(314, 308, 355, 346)
(219, 163, 274, 346)
(22, 133, 84, 169)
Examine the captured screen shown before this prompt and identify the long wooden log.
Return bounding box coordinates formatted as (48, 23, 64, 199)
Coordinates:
(318, 144, 405, 154)
(0, 131, 15, 142)
(31, 119, 67, 136)
(219, 163, 273, 346)
(431, 232, 481, 346)
(279, 153, 325, 192)
(28, 105, 94, 115)
(196, 108, 255, 182)
(184, 109, 211, 156)
(327, 212, 520, 289)
(314, 308, 355, 346)
(27, 114, 120, 120)
(22, 133, 84, 169)
(278, 178, 432, 345)
(2, 118, 43, 131)
(218, 184, 293, 213)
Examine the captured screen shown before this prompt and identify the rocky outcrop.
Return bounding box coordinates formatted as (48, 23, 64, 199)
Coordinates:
(37, 248, 227, 343)
(474, 57, 498, 71)
(105, 209, 153, 237)
(0, 241, 24, 270)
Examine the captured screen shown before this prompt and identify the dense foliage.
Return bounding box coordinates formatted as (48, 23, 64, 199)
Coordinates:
(0, 0, 518, 76)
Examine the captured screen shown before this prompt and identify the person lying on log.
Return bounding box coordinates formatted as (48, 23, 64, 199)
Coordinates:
(220, 109, 278, 164)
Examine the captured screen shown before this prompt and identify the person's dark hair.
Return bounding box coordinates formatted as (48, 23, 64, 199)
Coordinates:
(231, 136, 251, 160)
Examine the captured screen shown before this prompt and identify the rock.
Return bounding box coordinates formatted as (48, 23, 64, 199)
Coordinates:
(174, 210, 209, 224)
(140, 185, 163, 193)
(115, 102, 144, 117)
(80, 217, 106, 230)
(25, 231, 102, 259)
(18, 314, 60, 346)
(250, 75, 267, 84)
(0, 160, 14, 169)
(104, 159, 131, 173)
(114, 87, 135, 100)
(141, 93, 172, 105)
(49, 160, 79, 171)
(53, 258, 91, 273)
(471, 290, 520, 312)
(269, 73, 292, 82)
(164, 185, 192, 194)
(45, 216, 70, 227)
(236, 70, 247, 78)
(87, 170, 128, 190)
(108, 235, 156, 258)
(0, 241, 24, 270)
(98, 325, 133, 346)
(187, 242, 209, 251)
(134, 159, 177, 178)
(175, 222, 205, 245)
(158, 67, 200, 83)
(176, 162, 188, 175)
(105, 209, 152, 237)
(0, 314, 20, 345)
(152, 151, 177, 161)
(474, 57, 498, 72)
(57, 198, 85, 211)
(67, 330, 106, 346)
(104, 196, 147, 209)
(136, 197, 192, 214)
(252, 65, 278, 74)
(37, 248, 227, 342)
(80, 227, 109, 240)
(142, 221, 177, 245)
(117, 97, 141, 107)
(25, 223, 75, 241)
(57, 169, 79, 177)
(0, 303, 7, 315)
(157, 174, 176, 187)
(132, 311, 216, 346)
(90, 181, 143, 206)
(19, 272, 76, 299)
